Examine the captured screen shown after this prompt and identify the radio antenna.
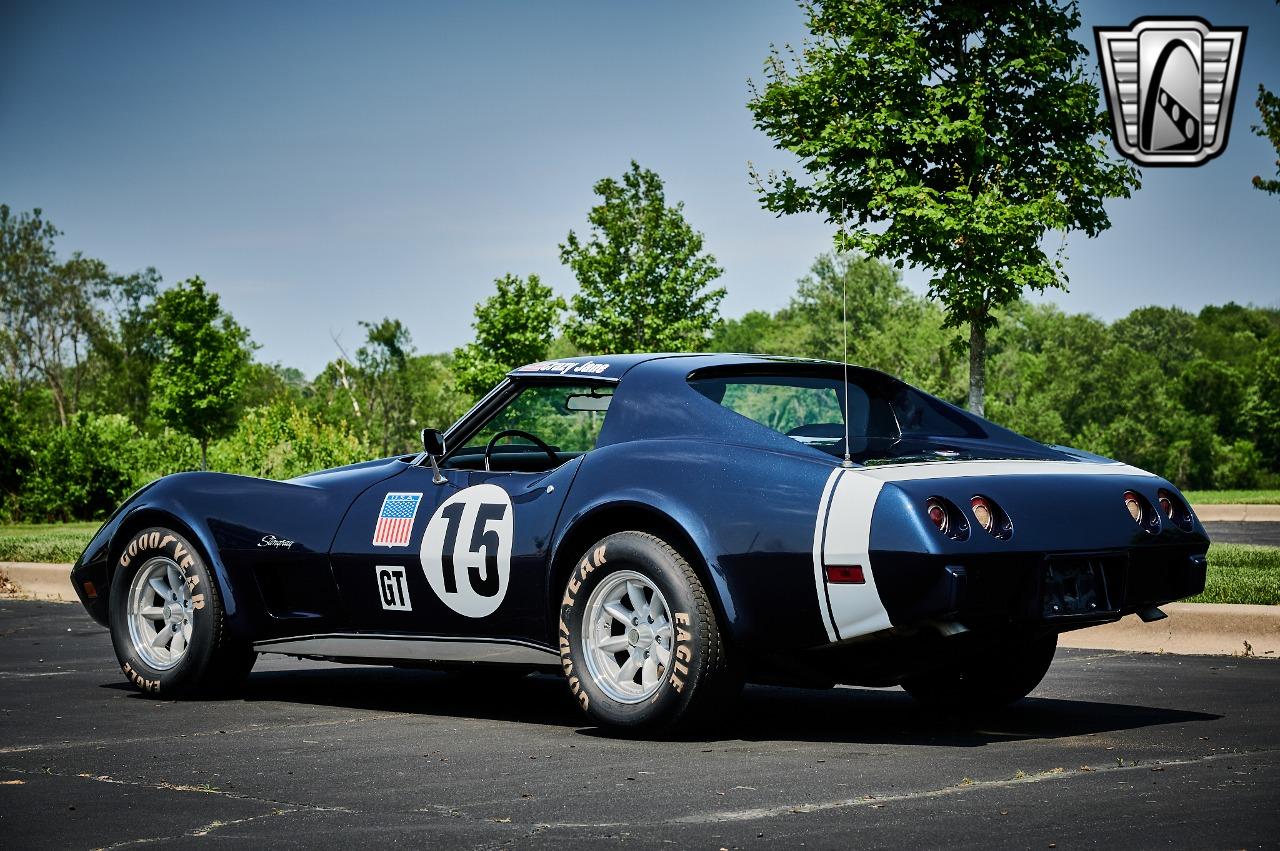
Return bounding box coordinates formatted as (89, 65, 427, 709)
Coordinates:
(841, 266, 853, 469)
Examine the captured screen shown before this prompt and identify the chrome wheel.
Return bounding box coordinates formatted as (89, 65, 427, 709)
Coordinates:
(581, 570, 673, 704)
(126, 556, 194, 670)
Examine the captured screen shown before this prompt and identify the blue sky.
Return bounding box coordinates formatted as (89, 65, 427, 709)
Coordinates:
(3, 1, 1277, 375)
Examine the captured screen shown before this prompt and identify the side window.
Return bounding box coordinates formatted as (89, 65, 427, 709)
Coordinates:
(696, 377, 871, 447)
(448, 384, 614, 471)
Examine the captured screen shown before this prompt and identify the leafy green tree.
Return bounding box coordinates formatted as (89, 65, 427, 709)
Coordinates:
(1177, 359, 1246, 438)
(1253, 84, 1280, 196)
(709, 310, 786, 355)
(149, 276, 251, 470)
(22, 413, 145, 521)
(354, 318, 416, 456)
(748, 0, 1140, 415)
(1245, 336, 1280, 471)
(1109, 306, 1198, 374)
(82, 267, 162, 427)
(406, 353, 471, 433)
(0, 381, 32, 519)
(561, 161, 725, 353)
(0, 206, 123, 426)
(454, 273, 566, 396)
(209, 402, 365, 480)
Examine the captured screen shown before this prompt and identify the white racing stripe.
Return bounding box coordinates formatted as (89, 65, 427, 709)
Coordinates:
(810, 469, 842, 643)
(853, 459, 1155, 482)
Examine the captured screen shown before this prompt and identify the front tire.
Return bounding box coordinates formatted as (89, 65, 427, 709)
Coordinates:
(901, 633, 1057, 712)
(109, 526, 255, 697)
(558, 531, 738, 732)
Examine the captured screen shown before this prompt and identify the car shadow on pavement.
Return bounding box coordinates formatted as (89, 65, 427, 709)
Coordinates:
(206, 665, 1220, 746)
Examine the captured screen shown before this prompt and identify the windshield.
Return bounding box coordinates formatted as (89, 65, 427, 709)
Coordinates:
(688, 371, 1038, 464)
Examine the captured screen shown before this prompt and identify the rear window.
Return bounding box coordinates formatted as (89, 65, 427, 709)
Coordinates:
(689, 371, 984, 460)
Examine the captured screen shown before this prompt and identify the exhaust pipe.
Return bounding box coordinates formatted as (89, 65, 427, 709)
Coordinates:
(1137, 606, 1168, 623)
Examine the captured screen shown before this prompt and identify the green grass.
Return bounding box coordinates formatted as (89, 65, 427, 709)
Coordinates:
(0, 522, 100, 564)
(2, 524, 1277, 605)
(1183, 489, 1280, 505)
(1191, 543, 1280, 605)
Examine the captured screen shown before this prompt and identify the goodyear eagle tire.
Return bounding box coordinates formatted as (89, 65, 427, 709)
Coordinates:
(558, 531, 738, 732)
(108, 526, 256, 697)
(901, 633, 1057, 712)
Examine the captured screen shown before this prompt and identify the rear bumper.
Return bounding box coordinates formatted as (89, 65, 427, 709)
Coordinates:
(871, 546, 1207, 630)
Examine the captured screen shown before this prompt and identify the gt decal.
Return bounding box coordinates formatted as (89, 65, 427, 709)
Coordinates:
(420, 484, 513, 618)
(558, 544, 609, 710)
(377, 565, 412, 611)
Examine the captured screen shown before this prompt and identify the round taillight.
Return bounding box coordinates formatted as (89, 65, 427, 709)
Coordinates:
(970, 496, 994, 533)
(1157, 488, 1194, 531)
(1123, 491, 1143, 524)
(926, 498, 949, 534)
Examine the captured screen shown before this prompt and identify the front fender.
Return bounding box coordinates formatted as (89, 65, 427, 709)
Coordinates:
(71, 461, 405, 636)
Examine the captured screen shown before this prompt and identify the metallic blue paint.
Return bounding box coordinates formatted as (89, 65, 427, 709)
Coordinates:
(71, 353, 1210, 684)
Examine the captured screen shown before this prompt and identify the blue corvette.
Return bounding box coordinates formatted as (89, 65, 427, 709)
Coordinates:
(71, 354, 1208, 731)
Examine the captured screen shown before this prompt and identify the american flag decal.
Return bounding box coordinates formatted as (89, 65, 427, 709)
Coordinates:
(372, 492, 422, 547)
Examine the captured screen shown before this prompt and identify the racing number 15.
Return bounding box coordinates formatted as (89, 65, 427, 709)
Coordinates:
(438, 502, 507, 597)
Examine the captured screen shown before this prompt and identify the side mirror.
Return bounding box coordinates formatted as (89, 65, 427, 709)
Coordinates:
(421, 428, 446, 485)
(421, 428, 446, 456)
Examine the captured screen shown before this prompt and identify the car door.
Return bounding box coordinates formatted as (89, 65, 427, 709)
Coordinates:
(328, 380, 613, 648)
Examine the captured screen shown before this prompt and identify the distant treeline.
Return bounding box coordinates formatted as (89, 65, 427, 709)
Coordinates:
(2, 201, 1276, 522)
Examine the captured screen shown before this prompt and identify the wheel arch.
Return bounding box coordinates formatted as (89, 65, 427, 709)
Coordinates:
(107, 508, 242, 629)
(546, 500, 734, 647)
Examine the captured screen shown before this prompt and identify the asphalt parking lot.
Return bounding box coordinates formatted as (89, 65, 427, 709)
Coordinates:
(1, 601, 1277, 849)
(1203, 521, 1280, 547)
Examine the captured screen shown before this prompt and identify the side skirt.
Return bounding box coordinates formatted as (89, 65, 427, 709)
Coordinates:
(253, 633, 560, 666)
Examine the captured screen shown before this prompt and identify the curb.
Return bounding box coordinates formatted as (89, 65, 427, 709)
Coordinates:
(1058, 602, 1280, 658)
(4, 562, 1278, 658)
(0, 562, 76, 603)
(1192, 504, 1280, 523)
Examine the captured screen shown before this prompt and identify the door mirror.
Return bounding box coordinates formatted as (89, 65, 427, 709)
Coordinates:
(421, 428, 447, 484)
(421, 428, 446, 456)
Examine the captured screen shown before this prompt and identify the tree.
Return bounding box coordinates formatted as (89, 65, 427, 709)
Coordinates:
(1253, 84, 1280, 196)
(0, 206, 121, 426)
(354, 318, 415, 457)
(454, 273, 566, 397)
(748, 0, 1140, 415)
(149, 277, 251, 469)
(561, 161, 725, 353)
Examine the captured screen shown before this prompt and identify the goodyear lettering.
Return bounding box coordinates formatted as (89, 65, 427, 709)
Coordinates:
(558, 544, 613, 711)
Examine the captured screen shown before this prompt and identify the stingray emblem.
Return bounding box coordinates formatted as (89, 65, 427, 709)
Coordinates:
(1095, 18, 1247, 167)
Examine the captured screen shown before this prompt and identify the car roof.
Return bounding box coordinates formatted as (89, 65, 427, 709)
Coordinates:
(507, 353, 845, 383)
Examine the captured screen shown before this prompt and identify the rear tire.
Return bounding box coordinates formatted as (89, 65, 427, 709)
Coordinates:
(558, 531, 739, 732)
(109, 526, 256, 698)
(901, 633, 1057, 712)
